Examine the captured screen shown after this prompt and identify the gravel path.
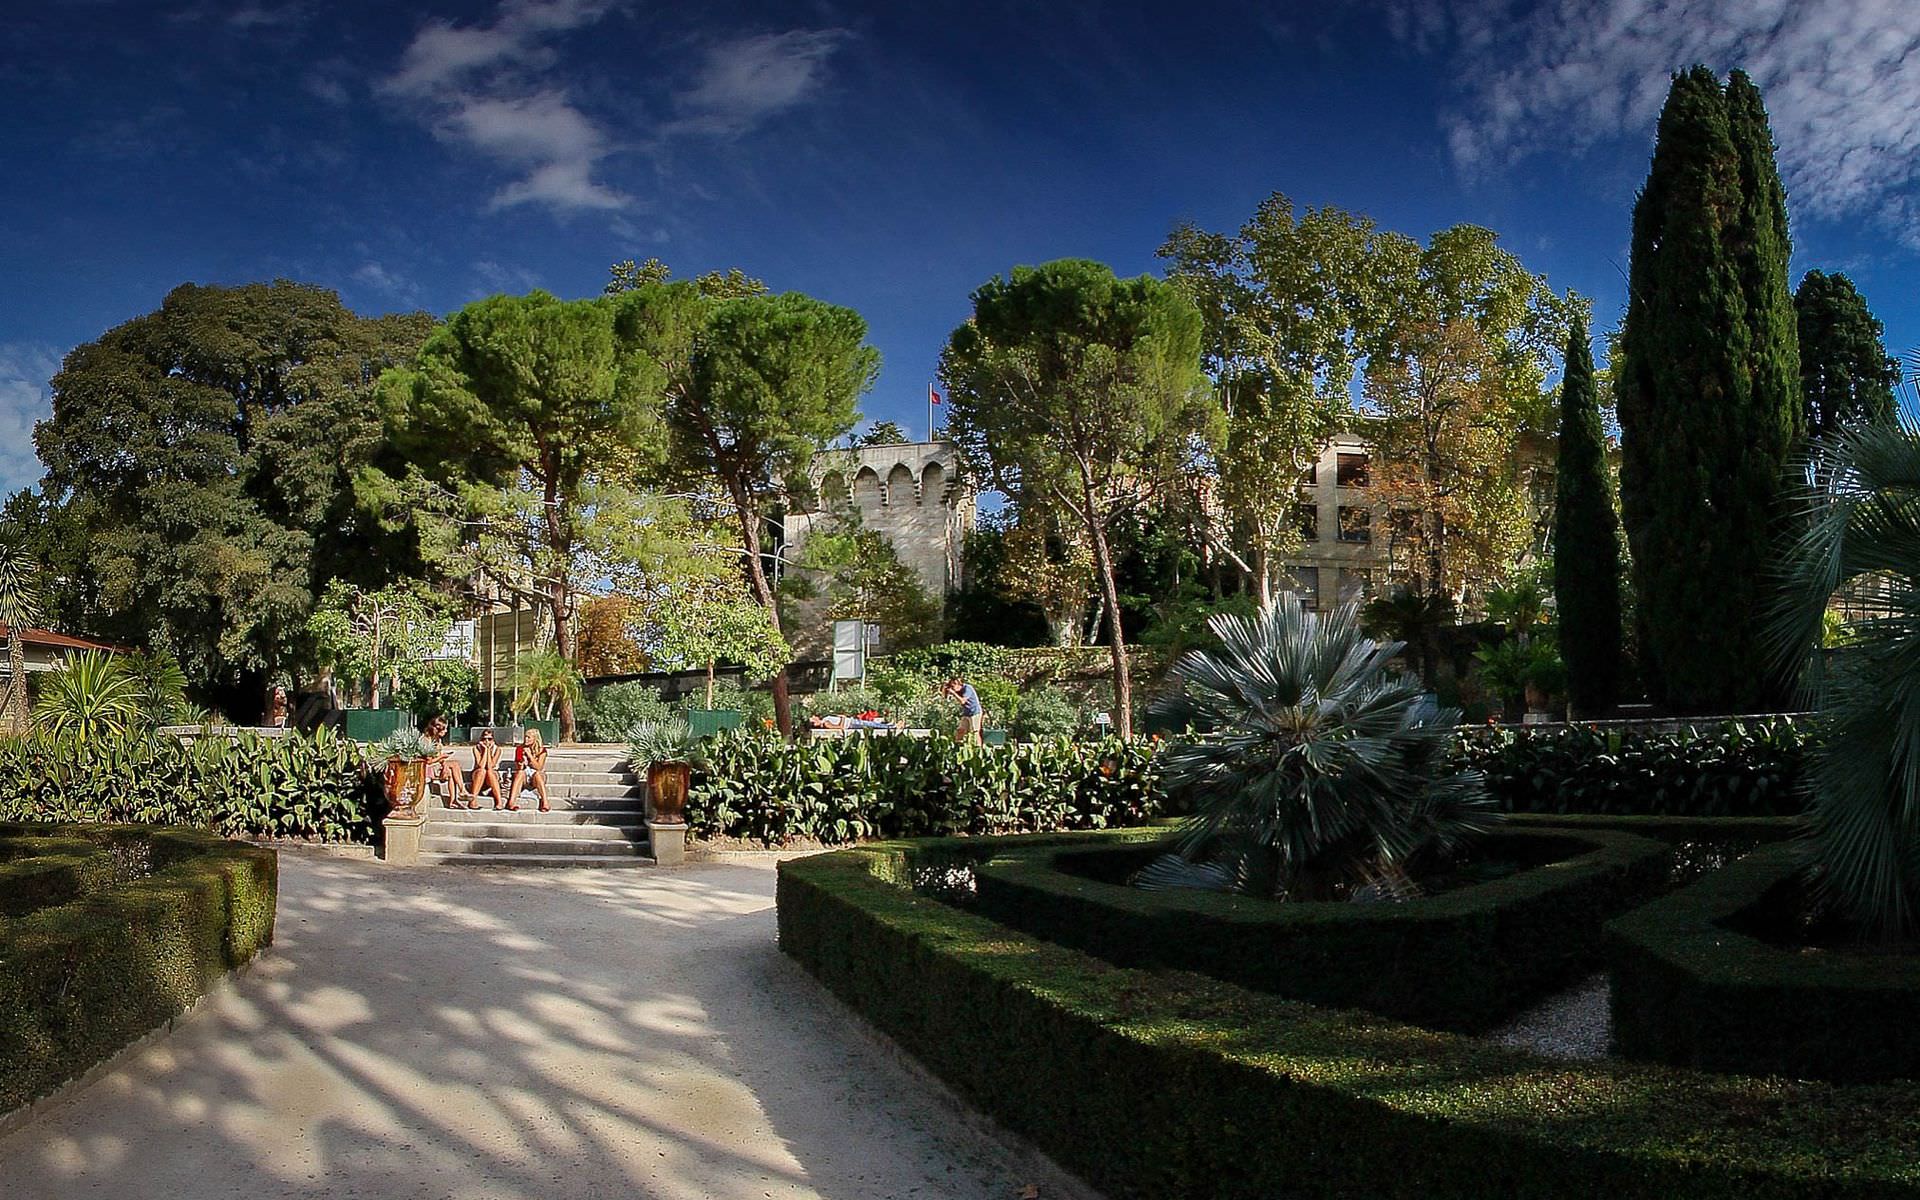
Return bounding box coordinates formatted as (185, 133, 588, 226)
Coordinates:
(0, 852, 1097, 1200)
(1489, 972, 1613, 1060)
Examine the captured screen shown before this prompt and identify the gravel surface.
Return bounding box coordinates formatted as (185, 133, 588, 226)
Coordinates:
(0, 852, 1100, 1200)
(1488, 972, 1613, 1060)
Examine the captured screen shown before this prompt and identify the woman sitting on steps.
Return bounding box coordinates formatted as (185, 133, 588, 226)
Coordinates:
(467, 729, 511, 810)
(508, 727, 551, 814)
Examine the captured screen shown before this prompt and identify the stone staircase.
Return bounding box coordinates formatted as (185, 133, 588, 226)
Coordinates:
(419, 748, 653, 868)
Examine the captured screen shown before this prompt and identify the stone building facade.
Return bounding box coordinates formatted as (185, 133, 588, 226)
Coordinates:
(1283, 433, 1393, 611)
(780, 440, 977, 654)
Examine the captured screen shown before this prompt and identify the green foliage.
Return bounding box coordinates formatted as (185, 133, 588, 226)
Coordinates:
(1795, 270, 1900, 438)
(114, 648, 191, 727)
(0, 824, 276, 1114)
(943, 521, 1053, 647)
(577, 681, 674, 742)
(1360, 586, 1455, 688)
(689, 732, 1161, 845)
(0, 727, 377, 841)
(779, 841, 1920, 1200)
(1455, 718, 1806, 817)
(306, 579, 456, 708)
(682, 684, 774, 726)
(875, 641, 1015, 685)
(856, 419, 910, 446)
(1154, 597, 1496, 897)
(1770, 421, 1920, 937)
(974, 826, 1670, 1032)
(1553, 311, 1624, 714)
(29, 281, 433, 693)
(784, 517, 942, 650)
(941, 258, 1213, 737)
(1471, 635, 1565, 705)
(658, 586, 792, 693)
(32, 650, 142, 742)
(393, 656, 478, 722)
(626, 718, 704, 766)
(1609, 841, 1920, 1083)
(1618, 68, 1799, 713)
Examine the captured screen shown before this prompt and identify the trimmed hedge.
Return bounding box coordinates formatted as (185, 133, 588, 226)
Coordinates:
(1609, 841, 1920, 1083)
(0, 823, 278, 1114)
(0, 728, 378, 843)
(690, 731, 1160, 844)
(1456, 718, 1806, 816)
(779, 840, 1920, 1200)
(971, 826, 1671, 1032)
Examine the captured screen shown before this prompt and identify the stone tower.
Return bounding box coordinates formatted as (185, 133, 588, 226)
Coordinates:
(780, 440, 976, 655)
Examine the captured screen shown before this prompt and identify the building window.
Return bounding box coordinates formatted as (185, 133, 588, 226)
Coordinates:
(1336, 452, 1370, 488)
(1337, 568, 1371, 603)
(1285, 566, 1320, 610)
(1300, 460, 1319, 486)
(1337, 506, 1372, 543)
(1294, 502, 1319, 541)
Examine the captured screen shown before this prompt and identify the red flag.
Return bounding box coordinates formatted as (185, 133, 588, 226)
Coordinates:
(928, 383, 942, 405)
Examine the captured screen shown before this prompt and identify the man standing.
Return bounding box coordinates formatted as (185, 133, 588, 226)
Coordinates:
(946, 676, 984, 746)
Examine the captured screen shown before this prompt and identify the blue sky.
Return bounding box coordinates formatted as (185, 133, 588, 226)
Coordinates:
(5, 0, 1920, 498)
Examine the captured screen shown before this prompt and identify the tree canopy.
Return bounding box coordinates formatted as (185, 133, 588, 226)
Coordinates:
(1796, 270, 1900, 439)
(1551, 311, 1623, 715)
(25, 281, 432, 710)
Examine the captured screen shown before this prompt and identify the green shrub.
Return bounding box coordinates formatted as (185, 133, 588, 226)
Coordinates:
(578, 681, 675, 741)
(394, 657, 479, 723)
(1009, 686, 1079, 739)
(872, 641, 1014, 684)
(0, 728, 378, 843)
(689, 731, 1160, 845)
(682, 684, 774, 726)
(1608, 842, 1920, 1083)
(778, 840, 1920, 1200)
(973, 826, 1671, 1032)
(1455, 718, 1807, 816)
(799, 685, 891, 720)
(0, 823, 277, 1113)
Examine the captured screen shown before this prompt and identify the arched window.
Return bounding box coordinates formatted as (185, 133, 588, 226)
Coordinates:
(853, 467, 882, 510)
(819, 471, 849, 512)
(886, 463, 916, 507)
(920, 460, 947, 506)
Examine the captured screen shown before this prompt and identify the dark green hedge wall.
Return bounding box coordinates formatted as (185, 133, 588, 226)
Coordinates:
(0, 729, 378, 843)
(690, 731, 1161, 844)
(1456, 718, 1806, 816)
(971, 827, 1671, 1032)
(778, 841, 1920, 1200)
(0, 824, 278, 1114)
(1608, 842, 1920, 1083)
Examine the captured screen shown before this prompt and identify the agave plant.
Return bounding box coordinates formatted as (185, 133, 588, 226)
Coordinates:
(376, 727, 434, 761)
(1149, 596, 1497, 900)
(1770, 419, 1920, 939)
(33, 650, 142, 743)
(626, 718, 704, 767)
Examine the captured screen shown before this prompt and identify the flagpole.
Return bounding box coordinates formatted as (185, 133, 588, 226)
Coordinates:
(928, 383, 933, 442)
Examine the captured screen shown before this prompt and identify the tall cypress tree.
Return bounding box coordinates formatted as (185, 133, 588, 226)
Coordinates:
(1796, 269, 1900, 438)
(1553, 310, 1622, 715)
(1618, 66, 1777, 713)
(1726, 70, 1803, 461)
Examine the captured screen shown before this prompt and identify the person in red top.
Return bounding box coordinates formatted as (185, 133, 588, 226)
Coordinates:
(508, 727, 551, 813)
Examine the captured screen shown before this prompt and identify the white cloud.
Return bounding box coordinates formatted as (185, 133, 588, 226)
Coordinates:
(0, 344, 58, 499)
(350, 262, 422, 305)
(1393, 0, 1920, 243)
(380, 0, 624, 214)
(672, 30, 848, 136)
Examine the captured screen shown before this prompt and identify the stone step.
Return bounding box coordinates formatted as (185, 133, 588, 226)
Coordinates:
(418, 852, 657, 869)
(434, 807, 645, 827)
(426, 820, 640, 840)
(430, 795, 642, 813)
(420, 834, 649, 857)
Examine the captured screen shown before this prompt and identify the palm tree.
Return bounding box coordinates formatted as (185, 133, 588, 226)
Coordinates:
(33, 650, 141, 743)
(0, 542, 43, 735)
(1151, 596, 1497, 899)
(1361, 585, 1455, 690)
(509, 648, 583, 725)
(1771, 419, 1920, 939)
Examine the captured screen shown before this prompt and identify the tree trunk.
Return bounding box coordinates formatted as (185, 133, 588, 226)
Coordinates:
(1080, 474, 1132, 740)
(547, 581, 575, 741)
(706, 659, 716, 710)
(728, 480, 793, 736)
(1256, 543, 1273, 610)
(3, 632, 24, 734)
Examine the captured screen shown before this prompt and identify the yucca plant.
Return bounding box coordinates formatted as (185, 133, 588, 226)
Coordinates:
(118, 648, 191, 726)
(1770, 419, 1920, 939)
(626, 718, 704, 767)
(1150, 596, 1497, 900)
(0, 541, 42, 735)
(33, 651, 142, 743)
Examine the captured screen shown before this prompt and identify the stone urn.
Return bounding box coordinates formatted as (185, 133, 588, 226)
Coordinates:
(647, 760, 691, 824)
(383, 756, 429, 820)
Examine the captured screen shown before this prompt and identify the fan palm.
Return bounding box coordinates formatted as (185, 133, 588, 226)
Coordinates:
(33, 650, 141, 743)
(1770, 419, 1920, 939)
(1151, 596, 1497, 899)
(0, 541, 42, 735)
(1361, 585, 1455, 689)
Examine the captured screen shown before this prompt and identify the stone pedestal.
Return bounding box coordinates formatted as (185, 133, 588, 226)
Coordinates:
(647, 821, 688, 867)
(382, 814, 426, 865)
